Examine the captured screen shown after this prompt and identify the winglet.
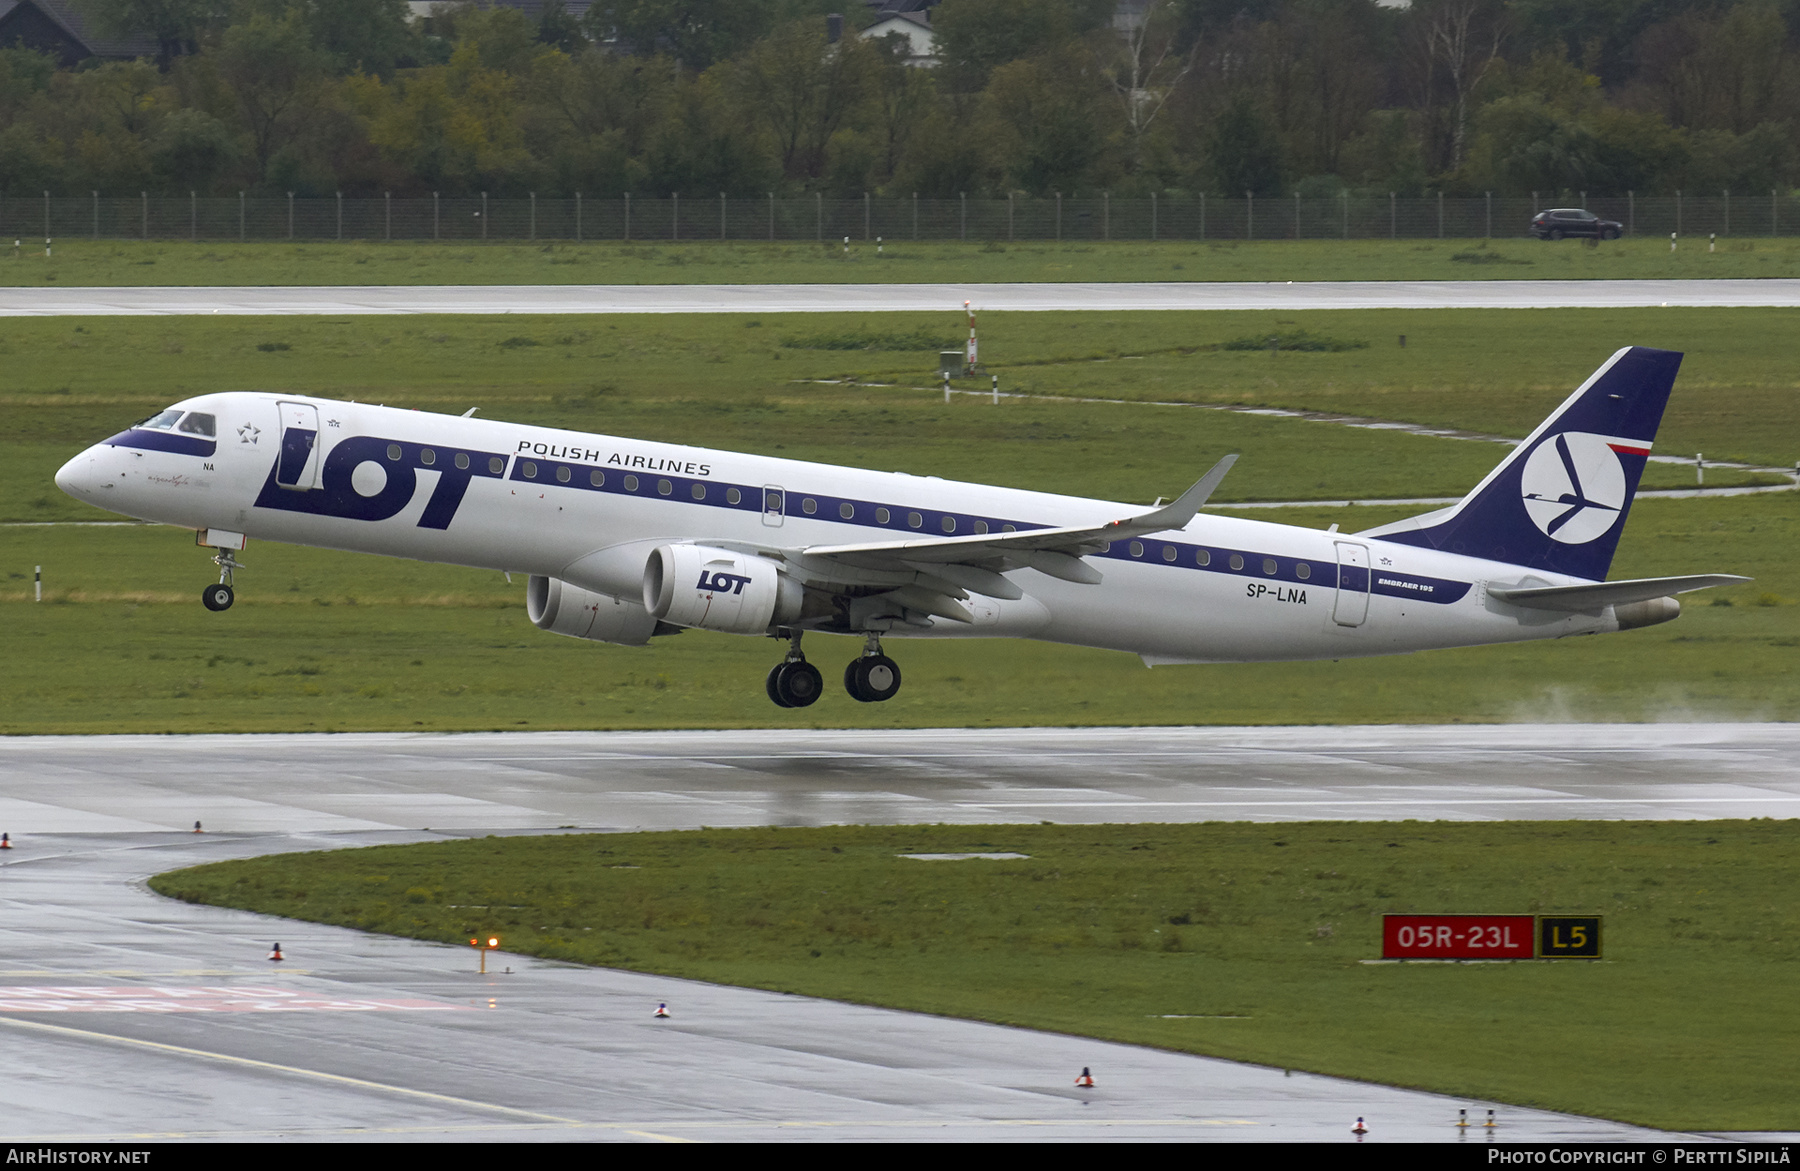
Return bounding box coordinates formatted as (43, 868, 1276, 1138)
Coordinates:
(1108, 454, 1238, 536)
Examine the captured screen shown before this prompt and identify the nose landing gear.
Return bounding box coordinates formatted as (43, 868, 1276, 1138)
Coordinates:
(201, 548, 243, 612)
(766, 630, 823, 708)
(845, 633, 902, 703)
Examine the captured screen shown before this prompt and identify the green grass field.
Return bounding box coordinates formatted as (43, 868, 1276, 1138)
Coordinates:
(4, 236, 1800, 288)
(4, 302, 1795, 731)
(147, 820, 1800, 1131)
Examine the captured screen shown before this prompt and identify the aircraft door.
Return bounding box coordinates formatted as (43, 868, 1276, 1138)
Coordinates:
(761, 485, 785, 527)
(274, 401, 322, 491)
(1333, 541, 1370, 627)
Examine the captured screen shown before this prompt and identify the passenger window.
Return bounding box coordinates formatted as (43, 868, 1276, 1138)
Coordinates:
(1129, 541, 1143, 557)
(941, 516, 955, 533)
(522, 461, 537, 478)
(387, 444, 403, 461)
(421, 449, 436, 466)
(455, 452, 470, 470)
(839, 502, 854, 519)
(1162, 546, 1177, 562)
(876, 507, 890, 524)
(177, 413, 216, 437)
(1263, 558, 1277, 575)
(691, 484, 706, 500)
(907, 512, 923, 529)
(974, 520, 989, 534)
(802, 498, 817, 514)
(591, 470, 605, 486)
(556, 466, 571, 483)
(1197, 549, 1211, 566)
(726, 487, 742, 505)
(1297, 563, 1311, 580)
(1229, 553, 1244, 571)
(489, 457, 505, 474)
(658, 479, 671, 495)
(1001, 524, 1016, 533)
(624, 474, 638, 490)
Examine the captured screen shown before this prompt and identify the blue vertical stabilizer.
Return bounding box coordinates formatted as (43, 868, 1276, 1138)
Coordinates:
(1359, 346, 1681, 581)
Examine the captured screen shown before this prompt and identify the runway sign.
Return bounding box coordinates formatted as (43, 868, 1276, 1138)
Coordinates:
(1382, 915, 1535, 959)
(1538, 916, 1603, 958)
(1381, 916, 1605, 960)
(0, 986, 467, 1012)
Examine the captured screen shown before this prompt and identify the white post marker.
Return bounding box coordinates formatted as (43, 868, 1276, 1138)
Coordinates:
(1696, 453, 1704, 485)
(1710, 232, 1716, 253)
(1671, 232, 1677, 251)
(35, 565, 41, 602)
(992, 374, 999, 405)
(963, 300, 978, 375)
(942, 370, 950, 404)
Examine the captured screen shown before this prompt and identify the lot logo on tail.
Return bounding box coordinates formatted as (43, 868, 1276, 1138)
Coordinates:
(1519, 432, 1643, 544)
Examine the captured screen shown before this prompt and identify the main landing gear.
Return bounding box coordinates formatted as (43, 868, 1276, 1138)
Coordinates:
(765, 631, 904, 708)
(201, 548, 243, 612)
(844, 633, 901, 703)
(767, 631, 824, 708)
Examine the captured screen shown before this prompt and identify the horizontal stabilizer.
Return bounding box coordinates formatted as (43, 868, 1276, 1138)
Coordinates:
(1489, 574, 1750, 611)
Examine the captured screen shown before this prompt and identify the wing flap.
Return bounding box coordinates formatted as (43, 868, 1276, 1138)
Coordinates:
(1488, 573, 1750, 611)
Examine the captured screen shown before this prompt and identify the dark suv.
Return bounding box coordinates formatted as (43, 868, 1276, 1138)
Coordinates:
(1531, 208, 1622, 240)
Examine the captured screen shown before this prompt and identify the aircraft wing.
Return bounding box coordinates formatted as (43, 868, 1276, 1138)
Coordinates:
(757, 456, 1238, 623)
(1488, 573, 1750, 611)
(802, 455, 1236, 567)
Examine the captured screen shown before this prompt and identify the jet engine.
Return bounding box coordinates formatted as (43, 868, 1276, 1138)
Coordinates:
(643, 544, 802, 635)
(527, 575, 660, 646)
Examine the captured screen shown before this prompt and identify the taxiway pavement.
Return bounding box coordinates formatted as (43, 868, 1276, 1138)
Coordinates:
(3, 278, 1799, 316)
(4, 724, 1790, 1142)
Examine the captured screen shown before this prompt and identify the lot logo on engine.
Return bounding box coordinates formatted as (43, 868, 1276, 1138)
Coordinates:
(697, 570, 752, 595)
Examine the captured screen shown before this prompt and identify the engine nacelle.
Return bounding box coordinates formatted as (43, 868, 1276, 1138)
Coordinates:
(643, 544, 802, 635)
(527, 575, 659, 646)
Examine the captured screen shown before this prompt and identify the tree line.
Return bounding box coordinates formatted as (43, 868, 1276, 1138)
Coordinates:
(1, 0, 1796, 201)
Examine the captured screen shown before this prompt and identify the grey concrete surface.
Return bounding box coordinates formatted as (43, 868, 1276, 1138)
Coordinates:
(5, 724, 1791, 1142)
(4, 725, 1798, 834)
(3, 278, 1799, 317)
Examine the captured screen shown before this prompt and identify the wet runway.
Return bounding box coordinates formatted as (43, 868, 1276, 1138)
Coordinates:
(4, 724, 1797, 833)
(4, 724, 1793, 1143)
(3, 278, 1799, 316)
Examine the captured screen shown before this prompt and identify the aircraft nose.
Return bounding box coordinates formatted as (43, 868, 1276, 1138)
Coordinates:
(55, 448, 100, 499)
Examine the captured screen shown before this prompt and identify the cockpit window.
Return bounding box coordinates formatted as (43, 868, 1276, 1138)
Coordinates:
(138, 409, 184, 431)
(177, 412, 216, 437)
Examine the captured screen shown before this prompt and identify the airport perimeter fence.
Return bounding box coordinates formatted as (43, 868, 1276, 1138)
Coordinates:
(4, 192, 1799, 244)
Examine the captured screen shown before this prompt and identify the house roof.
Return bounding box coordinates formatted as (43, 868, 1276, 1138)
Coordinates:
(0, 0, 159, 62)
(866, 10, 932, 32)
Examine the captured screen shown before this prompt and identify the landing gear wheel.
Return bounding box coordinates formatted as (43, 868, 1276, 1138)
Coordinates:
(772, 660, 823, 707)
(845, 654, 901, 702)
(766, 663, 793, 708)
(201, 583, 234, 612)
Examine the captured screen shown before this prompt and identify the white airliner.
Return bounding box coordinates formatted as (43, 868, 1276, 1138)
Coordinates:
(55, 345, 1745, 707)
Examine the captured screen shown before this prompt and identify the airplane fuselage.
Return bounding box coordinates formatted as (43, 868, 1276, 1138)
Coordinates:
(56, 391, 1632, 667)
